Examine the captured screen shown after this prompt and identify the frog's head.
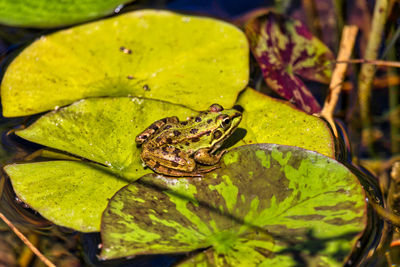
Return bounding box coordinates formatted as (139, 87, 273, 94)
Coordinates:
(207, 104, 242, 148)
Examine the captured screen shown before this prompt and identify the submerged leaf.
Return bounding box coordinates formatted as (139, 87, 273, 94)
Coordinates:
(245, 11, 334, 114)
(1, 10, 248, 117)
(101, 144, 366, 266)
(0, 0, 132, 28)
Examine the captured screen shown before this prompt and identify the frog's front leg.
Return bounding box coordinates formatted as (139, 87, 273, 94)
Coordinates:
(135, 116, 179, 144)
(194, 148, 226, 165)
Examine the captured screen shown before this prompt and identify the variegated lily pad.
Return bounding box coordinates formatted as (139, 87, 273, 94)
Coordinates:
(100, 144, 366, 266)
(245, 11, 334, 114)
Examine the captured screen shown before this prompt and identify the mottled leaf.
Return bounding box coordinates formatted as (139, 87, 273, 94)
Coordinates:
(245, 11, 334, 114)
(0, 0, 132, 28)
(1, 10, 248, 117)
(101, 144, 366, 266)
(236, 88, 334, 158)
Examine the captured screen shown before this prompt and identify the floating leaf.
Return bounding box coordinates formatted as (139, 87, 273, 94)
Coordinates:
(4, 97, 196, 231)
(101, 144, 366, 266)
(0, 0, 132, 28)
(1, 10, 248, 117)
(245, 11, 334, 114)
(236, 88, 335, 157)
(4, 161, 126, 232)
(16, 97, 196, 180)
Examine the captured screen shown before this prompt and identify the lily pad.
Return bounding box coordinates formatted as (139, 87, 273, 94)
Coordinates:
(236, 88, 334, 158)
(5, 88, 334, 232)
(0, 0, 132, 28)
(1, 10, 249, 117)
(4, 161, 126, 232)
(245, 11, 334, 114)
(16, 97, 197, 180)
(3, 97, 196, 231)
(100, 144, 366, 266)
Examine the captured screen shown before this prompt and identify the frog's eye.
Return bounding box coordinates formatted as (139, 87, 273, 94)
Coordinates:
(209, 104, 224, 113)
(221, 117, 231, 130)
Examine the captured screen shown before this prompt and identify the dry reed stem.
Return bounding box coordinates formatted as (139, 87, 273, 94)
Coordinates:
(320, 25, 358, 137)
(0, 212, 56, 267)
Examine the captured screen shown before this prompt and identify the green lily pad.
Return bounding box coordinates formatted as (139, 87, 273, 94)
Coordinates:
(5, 91, 334, 232)
(1, 10, 249, 117)
(4, 161, 126, 232)
(0, 0, 132, 28)
(236, 88, 334, 158)
(100, 144, 366, 266)
(16, 97, 196, 180)
(3, 97, 196, 231)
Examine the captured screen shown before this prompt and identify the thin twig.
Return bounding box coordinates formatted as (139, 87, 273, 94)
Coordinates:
(320, 25, 358, 137)
(337, 58, 400, 68)
(0, 212, 56, 267)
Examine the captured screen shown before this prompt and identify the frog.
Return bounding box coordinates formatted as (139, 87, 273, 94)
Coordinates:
(135, 103, 242, 177)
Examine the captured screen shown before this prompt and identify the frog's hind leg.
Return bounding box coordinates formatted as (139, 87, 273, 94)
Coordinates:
(135, 116, 179, 144)
(141, 146, 217, 177)
(143, 157, 203, 177)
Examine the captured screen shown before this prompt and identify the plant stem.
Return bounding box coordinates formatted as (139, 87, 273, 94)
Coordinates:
(358, 0, 388, 148)
(0, 212, 56, 267)
(321, 25, 358, 137)
(387, 46, 400, 154)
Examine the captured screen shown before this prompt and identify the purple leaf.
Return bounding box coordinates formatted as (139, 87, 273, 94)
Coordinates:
(245, 11, 335, 114)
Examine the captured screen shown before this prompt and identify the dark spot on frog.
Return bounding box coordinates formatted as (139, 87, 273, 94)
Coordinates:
(173, 130, 181, 136)
(162, 146, 168, 152)
(213, 130, 222, 139)
(174, 148, 181, 155)
(154, 162, 161, 168)
(205, 131, 211, 136)
(161, 118, 167, 123)
(156, 137, 162, 143)
(195, 117, 202, 122)
(207, 119, 213, 124)
(166, 138, 173, 144)
(181, 121, 188, 126)
(171, 162, 179, 167)
(185, 142, 190, 146)
(143, 85, 150, 91)
(190, 128, 198, 134)
(164, 125, 172, 130)
(192, 137, 200, 142)
(150, 125, 159, 131)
